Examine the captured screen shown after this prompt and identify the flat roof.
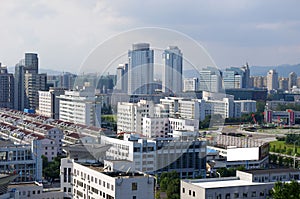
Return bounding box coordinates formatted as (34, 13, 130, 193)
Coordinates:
(79, 164, 146, 178)
(244, 168, 300, 175)
(9, 182, 41, 188)
(191, 179, 264, 189)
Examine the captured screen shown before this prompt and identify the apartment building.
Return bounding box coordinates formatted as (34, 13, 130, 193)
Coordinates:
(58, 88, 101, 127)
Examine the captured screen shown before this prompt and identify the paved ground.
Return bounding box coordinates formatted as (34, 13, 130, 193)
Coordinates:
(219, 125, 282, 143)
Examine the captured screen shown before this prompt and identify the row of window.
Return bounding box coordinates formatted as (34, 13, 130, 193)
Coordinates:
(209, 191, 267, 199)
(74, 188, 114, 199)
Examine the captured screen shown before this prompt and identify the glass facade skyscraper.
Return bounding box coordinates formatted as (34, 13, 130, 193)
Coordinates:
(128, 43, 154, 95)
(162, 46, 183, 94)
(25, 53, 39, 74)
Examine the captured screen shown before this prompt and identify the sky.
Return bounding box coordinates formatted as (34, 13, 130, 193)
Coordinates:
(0, 0, 300, 73)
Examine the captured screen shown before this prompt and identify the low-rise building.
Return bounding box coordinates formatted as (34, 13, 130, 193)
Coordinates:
(0, 139, 42, 182)
(207, 134, 269, 169)
(181, 168, 300, 199)
(7, 181, 64, 199)
(60, 158, 155, 199)
(100, 134, 206, 178)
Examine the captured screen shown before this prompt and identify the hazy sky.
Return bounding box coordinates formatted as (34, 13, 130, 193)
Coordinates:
(0, 0, 300, 72)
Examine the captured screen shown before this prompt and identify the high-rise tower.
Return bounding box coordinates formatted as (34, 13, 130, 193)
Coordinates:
(23, 53, 46, 110)
(14, 61, 25, 111)
(162, 46, 183, 94)
(128, 43, 154, 95)
(0, 63, 14, 109)
(24, 53, 39, 74)
(116, 63, 128, 93)
(267, 69, 279, 91)
(289, 72, 297, 91)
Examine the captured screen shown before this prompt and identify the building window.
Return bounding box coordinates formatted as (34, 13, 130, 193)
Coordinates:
(243, 192, 248, 198)
(193, 191, 195, 197)
(234, 193, 239, 198)
(216, 194, 221, 199)
(133, 196, 136, 199)
(251, 191, 256, 197)
(225, 193, 230, 199)
(132, 182, 138, 191)
(259, 192, 264, 196)
(182, 188, 185, 193)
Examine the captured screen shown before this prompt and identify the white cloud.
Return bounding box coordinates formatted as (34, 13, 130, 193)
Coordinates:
(0, 0, 299, 71)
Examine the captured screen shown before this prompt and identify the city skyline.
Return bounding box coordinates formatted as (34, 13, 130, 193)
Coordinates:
(0, 1, 300, 72)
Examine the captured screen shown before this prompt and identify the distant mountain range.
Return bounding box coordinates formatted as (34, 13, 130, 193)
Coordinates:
(250, 64, 300, 77)
(6, 63, 300, 78)
(183, 64, 300, 78)
(7, 67, 65, 75)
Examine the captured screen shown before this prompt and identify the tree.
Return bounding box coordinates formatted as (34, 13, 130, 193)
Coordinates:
(256, 101, 266, 113)
(271, 181, 300, 199)
(159, 171, 180, 199)
(199, 115, 211, 129)
(43, 156, 63, 181)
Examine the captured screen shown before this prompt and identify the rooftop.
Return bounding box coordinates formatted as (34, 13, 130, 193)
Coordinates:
(78, 162, 146, 178)
(8, 181, 42, 188)
(244, 168, 300, 175)
(191, 179, 263, 189)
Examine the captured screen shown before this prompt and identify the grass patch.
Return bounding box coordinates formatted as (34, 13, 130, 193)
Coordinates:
(270, 140, 299, 156)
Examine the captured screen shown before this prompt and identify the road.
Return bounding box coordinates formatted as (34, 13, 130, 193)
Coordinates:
(269, 152, 300, 161)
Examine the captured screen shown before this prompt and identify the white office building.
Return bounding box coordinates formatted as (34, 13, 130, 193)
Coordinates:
(206, 97, 234, 118)
(199, 67, 222, 93)
(60, 158, 155, 199)
(142, 117, 199, 138)
(58, 88, 101, 127)
(184, 78, 199, 92)
(100, 134, 206, 178)
(38, 88, 65, 119)
(181, 169, 300, 199)
(7, 181, 63, 199)
(143, 117, 169, 138)
(117, 100, 154, 133)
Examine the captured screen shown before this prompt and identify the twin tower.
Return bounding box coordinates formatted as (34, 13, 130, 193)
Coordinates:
(116, 43, 183, 95)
